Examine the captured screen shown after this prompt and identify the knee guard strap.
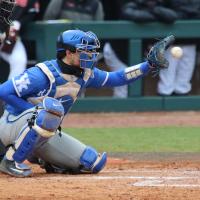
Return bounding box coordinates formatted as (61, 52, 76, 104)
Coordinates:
(80, 146, 107, 173)
(33, 97, 64, 137)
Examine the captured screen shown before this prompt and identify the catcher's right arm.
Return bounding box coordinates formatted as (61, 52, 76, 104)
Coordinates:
(0, 0, 15, 45)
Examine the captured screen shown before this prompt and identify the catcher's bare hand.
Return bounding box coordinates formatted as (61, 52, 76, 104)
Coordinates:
(147, 35, 175, 76)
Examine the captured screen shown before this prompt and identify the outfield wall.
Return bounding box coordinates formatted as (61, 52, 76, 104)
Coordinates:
(23, 20, 200, 112)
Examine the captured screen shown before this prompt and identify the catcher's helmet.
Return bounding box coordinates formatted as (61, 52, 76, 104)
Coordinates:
(56, 30, 100, 69)
(57, 30, 100, 52)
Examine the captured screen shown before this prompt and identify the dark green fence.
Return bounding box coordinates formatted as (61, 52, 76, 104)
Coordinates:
(23, 20, 200, 112)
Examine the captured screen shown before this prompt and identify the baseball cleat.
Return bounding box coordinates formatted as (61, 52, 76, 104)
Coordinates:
(15, 162, 31, 170)
(0, 157, 32, 177)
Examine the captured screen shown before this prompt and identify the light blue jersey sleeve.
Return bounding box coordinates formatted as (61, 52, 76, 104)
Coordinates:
(0, 67, 49, 112)
(87, 62, 150, 88)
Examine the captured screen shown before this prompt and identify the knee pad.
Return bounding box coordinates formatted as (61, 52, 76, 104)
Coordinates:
(80, 146, 107, 173)
(11, 97, 64, 163)
(33, 97, 64, 137)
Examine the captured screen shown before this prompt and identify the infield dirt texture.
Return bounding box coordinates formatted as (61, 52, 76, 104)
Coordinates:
(0, 111, 200, 200)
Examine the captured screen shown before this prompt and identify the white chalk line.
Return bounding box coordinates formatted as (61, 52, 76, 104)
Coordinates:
(33, 175, 199, 180)
(30, 169, 200, 188)
(134, 183, 200, 188)
(105, 169, 200, 174)
(132, 177, 200, 188)
(39, 176, 195, 180)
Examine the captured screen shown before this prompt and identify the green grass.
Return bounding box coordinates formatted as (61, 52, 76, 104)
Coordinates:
(63, 127, 200, 152)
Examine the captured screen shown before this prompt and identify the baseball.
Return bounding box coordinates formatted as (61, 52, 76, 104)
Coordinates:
(170, 46, 183, 59)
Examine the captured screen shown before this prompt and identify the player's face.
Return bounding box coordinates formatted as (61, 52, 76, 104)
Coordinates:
(70, 51, 80, 67)
(64, 50, 80, 67)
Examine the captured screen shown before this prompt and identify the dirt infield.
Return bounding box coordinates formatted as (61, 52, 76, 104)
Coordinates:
(62, 111, 200, 127)
(0, 111, 200, 200)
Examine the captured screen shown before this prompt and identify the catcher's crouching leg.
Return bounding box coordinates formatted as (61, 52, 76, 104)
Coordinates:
(79, 146, 107, 173)
(0, 97, 64, 177)
(40, 146, 107, 174)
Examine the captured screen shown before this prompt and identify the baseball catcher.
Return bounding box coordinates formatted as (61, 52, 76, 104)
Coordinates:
(0, 0, 15, 45)
(0, 30, 174, 177)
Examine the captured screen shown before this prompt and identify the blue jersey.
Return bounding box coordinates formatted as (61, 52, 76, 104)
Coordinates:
(0, 59, 150, 116)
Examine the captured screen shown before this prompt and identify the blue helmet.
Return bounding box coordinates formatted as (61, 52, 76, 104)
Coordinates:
(56, 29, 100, 69)
(57, 30, 100, 53)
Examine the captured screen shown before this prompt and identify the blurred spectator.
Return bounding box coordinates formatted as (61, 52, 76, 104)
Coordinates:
(43, 0, 104, 20)
(101, 0, 122, 20)
(0, 0, 40, 117)
(120, 0, 178, 23)
(0, 0, 40, 80)
(103, 42, 128, 98)
(157, 0, 200, 96)
(101, 0, 129, 98)
(36, 0, 51, 20)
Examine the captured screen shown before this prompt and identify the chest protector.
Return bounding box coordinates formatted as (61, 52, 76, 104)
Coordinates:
(28, 60, 92, 115)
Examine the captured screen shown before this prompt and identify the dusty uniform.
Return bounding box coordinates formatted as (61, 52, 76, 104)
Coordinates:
(0, 59, 150, 172)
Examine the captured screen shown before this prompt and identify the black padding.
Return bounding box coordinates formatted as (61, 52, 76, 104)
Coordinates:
(0, 139, 6, 161)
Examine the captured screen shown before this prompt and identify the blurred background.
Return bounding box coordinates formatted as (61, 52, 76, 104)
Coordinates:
(1, 0, 200, 112)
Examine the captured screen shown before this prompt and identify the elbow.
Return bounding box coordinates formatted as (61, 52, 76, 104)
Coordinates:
(0, 85, 11, 101)
(0, 80, 17, 102)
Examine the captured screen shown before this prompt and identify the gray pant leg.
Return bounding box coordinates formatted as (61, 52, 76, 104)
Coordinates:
(34, 132, 86, 170)
(0, 109, 33, 146)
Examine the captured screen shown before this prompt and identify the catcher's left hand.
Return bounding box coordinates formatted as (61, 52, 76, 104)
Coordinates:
(147, 35, 175, 76)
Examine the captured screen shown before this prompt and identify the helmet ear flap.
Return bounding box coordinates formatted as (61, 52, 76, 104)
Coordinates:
(56, 33, 75, 59)
(57, 32, 76, 53)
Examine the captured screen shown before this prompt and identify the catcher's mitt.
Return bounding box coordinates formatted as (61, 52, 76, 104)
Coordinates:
(147, 35, 175, 76)
(0, 0, 15, 44)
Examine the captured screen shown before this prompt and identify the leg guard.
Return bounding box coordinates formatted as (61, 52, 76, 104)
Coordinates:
(11, 125, 38, 163)
(6, 97, 64, 163)
(80, 146, 107, 173)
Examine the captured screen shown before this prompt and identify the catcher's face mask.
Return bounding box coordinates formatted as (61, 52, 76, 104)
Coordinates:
(76, 31, 100, 69)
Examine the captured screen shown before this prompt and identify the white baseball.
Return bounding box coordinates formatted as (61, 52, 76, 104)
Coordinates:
(170, 46, 183, 59)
